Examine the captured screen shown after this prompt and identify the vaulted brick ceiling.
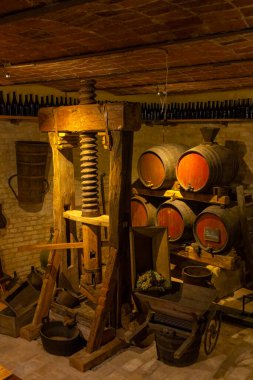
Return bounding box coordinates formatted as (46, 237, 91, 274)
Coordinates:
(1, 0, 253, 95)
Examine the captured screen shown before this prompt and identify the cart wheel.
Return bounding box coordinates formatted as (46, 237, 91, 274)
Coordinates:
(204, 310, 221, 355)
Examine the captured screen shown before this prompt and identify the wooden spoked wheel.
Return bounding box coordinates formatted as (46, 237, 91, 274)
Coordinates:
(204, 310, 221, 355)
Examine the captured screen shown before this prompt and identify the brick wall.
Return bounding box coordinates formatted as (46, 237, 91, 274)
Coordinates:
(0, 121, 53, 278)
(1, 116, 253, 278)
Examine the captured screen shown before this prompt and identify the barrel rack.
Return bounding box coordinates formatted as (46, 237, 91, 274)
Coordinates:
(132, 182, 249, 283)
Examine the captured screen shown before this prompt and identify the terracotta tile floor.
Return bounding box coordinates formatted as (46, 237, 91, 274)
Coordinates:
(0, 321, 253, 380)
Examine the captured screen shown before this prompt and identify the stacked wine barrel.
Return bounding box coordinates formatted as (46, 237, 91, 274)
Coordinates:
(131, 142, 240, 255)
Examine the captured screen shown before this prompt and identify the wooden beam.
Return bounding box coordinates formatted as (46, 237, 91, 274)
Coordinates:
(49, 132, 79, 291)
(69, 337, 128, 372)
(132, 187, 230, 205)
(63, 210, 109, 227)
(0, 0, 93, 26)
(38, 103, 141, 133)
(18, 240, 108, 252)
(7, 26, 253, 68)
(172, 245, 240, 271)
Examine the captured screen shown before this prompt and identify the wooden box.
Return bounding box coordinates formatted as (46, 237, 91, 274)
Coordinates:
(0, 281, 39, 337)
(129, 226, 170, 290)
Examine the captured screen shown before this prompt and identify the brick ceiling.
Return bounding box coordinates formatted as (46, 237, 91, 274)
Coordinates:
(2, 0, 253, 95)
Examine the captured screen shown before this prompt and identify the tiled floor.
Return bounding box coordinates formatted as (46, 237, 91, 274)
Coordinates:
(1, 321, 253, 379)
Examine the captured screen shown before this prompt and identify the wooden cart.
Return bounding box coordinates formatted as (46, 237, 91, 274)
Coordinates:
(133, 281, 221, 362)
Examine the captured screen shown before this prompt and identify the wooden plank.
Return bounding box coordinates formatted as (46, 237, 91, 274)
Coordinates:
(18, 240, 109, 252)
(69, 337, 128, 372)
(32, 233, 61, 326)
(87, 130, 134, 353)
(173, 245, 240, 270)
(132, 187, 230, 205)
(49, 132, 79, 291)
(86, 247, 119, 352)
(63, 210, 109, 227)
(39, 103, 141, 133)
(82, 224, 102, 285)
(0, 364, 13, 380)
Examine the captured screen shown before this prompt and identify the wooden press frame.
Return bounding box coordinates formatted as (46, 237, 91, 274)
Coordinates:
(21, 102, 142, 371)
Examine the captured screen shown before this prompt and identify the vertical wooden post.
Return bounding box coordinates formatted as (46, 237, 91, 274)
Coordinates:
(86, 130, 133, 353)
(49, 132, 79, 290)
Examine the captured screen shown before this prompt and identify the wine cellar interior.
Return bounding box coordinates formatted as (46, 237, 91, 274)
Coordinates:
(3, 1, 253, 379)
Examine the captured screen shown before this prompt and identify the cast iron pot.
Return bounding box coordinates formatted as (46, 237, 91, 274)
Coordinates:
(40, 318, 86, 356)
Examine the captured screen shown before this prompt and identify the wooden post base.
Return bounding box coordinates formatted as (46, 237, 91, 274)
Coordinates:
(69, 337, 128, 372)
(19, 323, 41, 341)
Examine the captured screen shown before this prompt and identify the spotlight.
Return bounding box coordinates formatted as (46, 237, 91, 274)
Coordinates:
(5, 72, 10, 78)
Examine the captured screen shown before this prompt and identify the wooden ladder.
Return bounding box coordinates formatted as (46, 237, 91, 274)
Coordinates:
(236, 185, 253, 287)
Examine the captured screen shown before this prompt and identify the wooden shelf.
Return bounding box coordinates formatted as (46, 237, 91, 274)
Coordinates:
(171, 246, 240, 270)
(132, 187, 230, 205)
(143, 118, 253, 126)
(0, 115, 38, 123)
(63, 209, 109, 227)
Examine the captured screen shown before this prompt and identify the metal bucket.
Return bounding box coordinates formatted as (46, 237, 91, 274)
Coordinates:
(8, 141, 49, 204)
(182, 266, 212, 287)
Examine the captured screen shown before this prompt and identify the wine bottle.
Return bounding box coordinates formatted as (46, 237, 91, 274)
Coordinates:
(34, 95, 40, 116)
(40, 96, 45, 108)
(0, 91, 6, 115)
(64, 96, 68, 106)
(50, 95, 55, 107)
(11, 92, 18, 116)
(69, 97, 73, 106)
(29, 94, 35, 116)
(59, 96, 64, 106)
(23, 95, 30, 116)
(5, 94, 11, 116)
(45, 96, 50, 107)
(55, 97, 60, 107)
(17, 94, 23, 116)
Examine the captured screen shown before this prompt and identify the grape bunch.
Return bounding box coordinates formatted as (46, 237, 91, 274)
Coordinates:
(136, 270, 166, 291)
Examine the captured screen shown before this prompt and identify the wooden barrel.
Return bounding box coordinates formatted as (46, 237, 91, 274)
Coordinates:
(9, 141, 49, 204)
(131, 195, 157, 226)
(176, 143, 238, 192)
(193, 205, 240, 254)
(156, 199, 196, 242)
(137, 144, 188, 189)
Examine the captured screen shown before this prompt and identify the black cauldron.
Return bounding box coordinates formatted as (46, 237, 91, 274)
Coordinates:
(40, 318, 86, 356)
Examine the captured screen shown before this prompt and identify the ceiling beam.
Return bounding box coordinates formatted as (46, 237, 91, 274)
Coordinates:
(6, 57, 253, 89)
(0, 0, 94, 25)
(5, 26, 253, 68)
(101, 75, 253, 92)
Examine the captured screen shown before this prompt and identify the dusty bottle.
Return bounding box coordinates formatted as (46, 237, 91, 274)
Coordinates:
(0, 91, 6, 115)
(11, 92, 18, 116)
(23, 95, 30, 116)
(5, 94, 11, 116)
(29, 94, 35, 116)
(17, 94, 23, 116)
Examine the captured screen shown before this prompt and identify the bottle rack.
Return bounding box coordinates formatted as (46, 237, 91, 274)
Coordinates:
(0, 91, 79, 118)
(141, 98, 253, 123)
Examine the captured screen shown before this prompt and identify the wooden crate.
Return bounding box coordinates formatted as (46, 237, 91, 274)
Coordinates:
(0, 281, 39, 337)
(129, 226, 170, 290)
